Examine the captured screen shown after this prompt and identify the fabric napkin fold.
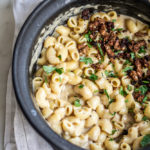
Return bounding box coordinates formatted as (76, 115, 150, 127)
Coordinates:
(4, 0, 53, 150)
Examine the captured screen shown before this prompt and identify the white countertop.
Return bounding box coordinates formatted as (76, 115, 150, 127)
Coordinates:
(0, 0, 15, 149)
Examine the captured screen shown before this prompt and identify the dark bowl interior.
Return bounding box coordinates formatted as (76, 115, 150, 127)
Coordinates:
(12, 0, 150, 150)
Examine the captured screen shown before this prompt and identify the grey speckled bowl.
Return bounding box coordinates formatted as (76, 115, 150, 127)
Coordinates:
(12, 0, 150, 150)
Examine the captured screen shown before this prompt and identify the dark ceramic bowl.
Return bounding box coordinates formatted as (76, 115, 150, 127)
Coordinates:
(12, 0, 150, 150)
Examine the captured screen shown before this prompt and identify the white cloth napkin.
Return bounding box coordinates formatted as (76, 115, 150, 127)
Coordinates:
(4, 1, 54, 150)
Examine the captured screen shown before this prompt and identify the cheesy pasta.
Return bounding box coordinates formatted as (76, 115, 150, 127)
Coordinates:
(33, 9, 150, 150)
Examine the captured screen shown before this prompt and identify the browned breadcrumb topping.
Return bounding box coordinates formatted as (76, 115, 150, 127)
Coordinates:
(91, 63, 104, 71)
(133, 91, 145, 103)
(135, 31, 148, 37)
(78, 9, 150, 104)
(77, 43, 89, 55)
(129, 71, 139, 81)
(135, 58, 143, 79)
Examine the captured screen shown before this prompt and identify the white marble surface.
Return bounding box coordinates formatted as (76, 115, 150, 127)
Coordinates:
(0, 0, 14, 149)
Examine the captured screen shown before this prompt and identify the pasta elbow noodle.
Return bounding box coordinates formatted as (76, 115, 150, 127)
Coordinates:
(66, 61, 79, 71)
(84, 67, 95, 77)
(144, 105, 150, 118)
(85, 111, 99, 128)
(99, 119, 112, 134)
(47, 116, 62, 134)
(62, 117, 85, 136)
(37, 48, 47, 65)
(120, 142, 131, 150)
(46, 47, 60, 64)
(56, 25, 70, 36)
(109, 94, 126, 113)
(87, 96, 100, 110)
(44, 36, 56, 48)
(35, 87, 49, 108)
(74, 85, 93, 100)
(104, 138, 119, 150)
(125, 93, 135, 108)
(67, 16, 77, 28)
(88, 125, 100, 141)
(69, 49, 79, 61)
(66, 72, 82, 85)
(132, 136, 143, 150)
(107, 11, 117, 20)
(74, 107, 91, 119)
(126, 19, 138, 33)
(90, 143, 104, 150)
(82, 79, 99, 93)
(110, 78, 120, 87)
(33, 77, 43, 91)
(41, 107, 53, 119)
(96, 78, 113, 95)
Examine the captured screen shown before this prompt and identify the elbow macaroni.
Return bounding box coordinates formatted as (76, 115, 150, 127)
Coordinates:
(34, 10, 150, 150)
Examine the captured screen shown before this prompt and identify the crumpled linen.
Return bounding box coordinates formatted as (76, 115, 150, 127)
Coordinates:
(4, 1, 54, 150)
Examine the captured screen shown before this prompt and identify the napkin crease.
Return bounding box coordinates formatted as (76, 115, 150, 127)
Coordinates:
(4, 1, 53, 150)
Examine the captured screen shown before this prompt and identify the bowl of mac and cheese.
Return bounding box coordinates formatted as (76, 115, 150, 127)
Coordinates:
(12, 0, 150, 150)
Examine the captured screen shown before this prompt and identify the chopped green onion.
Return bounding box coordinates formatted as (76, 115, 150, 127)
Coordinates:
(105, 70, 117, 77)
(94, 90, 99, 93)
(114, 50, 123, 55)
(137, 54, 143, 58)
(123, 66, 133, 72)
(74, 99, 81, 107)
(125, 99, 128, 103)
(112, 19, 116, 22)
(110, 112, 116, 116)
(139, 46, 146, 54)
(43, 66, 56, 74)
(57, 55, 62, 60)
(97, 43, 104, 61)
(124, 60, 132, 65)
(111, 129, 117, 135)
(143, 96, 148, 103)
(44, 76, 48, 83)
(78, 84, 84, 88)
(43, 66, 64, 75)
(84, 31, 92, 42)
(120, 86, 124, 96)
(80, 57, 93, 64)
(99, 60, 102, 64)
(142, 116, 148, 121)
(130, 52, 135, 60)
(104, 70, 109, 76)
(117, 28, 123, 32)
(89, 74, 98, 81)
(142, 80, 150, 84)
(112, 28, 123, 32)
(119, 86, 127, 96)
(55, 68, 64, 75)
(109, 138, 114, 141)
(87, 43, 92, 48)
(109, 99, 115, 104)
(127, 85, 132, 91)
(104, 89, 109, 99)
(111, 28, 115, 31)
(140, 134, 150, 147)
(135, 85, 148, 95)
